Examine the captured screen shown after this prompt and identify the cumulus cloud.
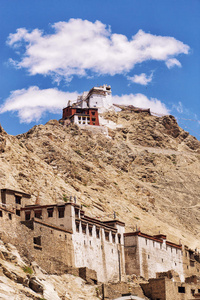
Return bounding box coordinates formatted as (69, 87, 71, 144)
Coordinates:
(112, 93, 169, 115)
(127, 72, 153, 85)
(0, 86, 79, 123)
(7, 19, 190, 82)
(166, 58, 182, 69)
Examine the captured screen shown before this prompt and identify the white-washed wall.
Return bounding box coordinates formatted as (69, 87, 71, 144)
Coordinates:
(137, 236, 184, 281)
(72, 215, 124, 282)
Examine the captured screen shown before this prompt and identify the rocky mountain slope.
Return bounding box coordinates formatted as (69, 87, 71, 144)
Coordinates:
(0, 238, 99, 299)
(1, 111, 200, 250)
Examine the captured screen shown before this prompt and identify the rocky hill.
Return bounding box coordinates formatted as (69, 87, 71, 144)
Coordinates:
(1, 110, 200, 251)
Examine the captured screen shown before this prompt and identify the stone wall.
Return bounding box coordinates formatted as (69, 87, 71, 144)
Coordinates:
(141, 277, 200, 300)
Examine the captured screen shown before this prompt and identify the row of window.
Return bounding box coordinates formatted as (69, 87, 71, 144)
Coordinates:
(145, 239, 180, 254)
(75, 221, 121, 243)
(25, 207, 64, 220)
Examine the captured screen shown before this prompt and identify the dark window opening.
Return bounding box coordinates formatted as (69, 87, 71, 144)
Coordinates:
(76, 222, 80, 232)
(16, 209, 21, 216)
(91, 111, 95, 115)
(75, 208, 79, 218)
(0, 211, 2, 217)
(35, 211, 42, 219)
(178, 286, 185, 293)
(190, 260, 195, 267)
(15, 195, 21, 205)
(96, 228, 100, 238)
(89, 226, 93, 236)
(58, 206, 65, 218)
(198, 289, 200, 293)
(145, 239, 148, 245)
(47, 208, 54, 218)
(148, 255, 150, 259)
(8, 213, 12, 220)
(191, 289, 195, 296)
(25, 212, 31, 220)
(105, 231, 109, 241)
(112, 233, 115, 243)
(92, 118, 96, 122)
(118, 234, 121, 244)
(82, 224, 87, 234)
(33, 236, 41, 246)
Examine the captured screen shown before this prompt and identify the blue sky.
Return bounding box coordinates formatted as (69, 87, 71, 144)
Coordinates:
(0, 0, 199, 138)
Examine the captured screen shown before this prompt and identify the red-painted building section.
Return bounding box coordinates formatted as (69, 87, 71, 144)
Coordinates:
(62, 106, 100, 126)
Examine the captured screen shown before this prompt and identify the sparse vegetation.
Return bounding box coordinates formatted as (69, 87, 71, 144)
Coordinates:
(22, 265, 33, 274)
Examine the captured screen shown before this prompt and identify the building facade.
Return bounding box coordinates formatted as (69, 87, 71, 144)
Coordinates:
(124, 231, 184, 282)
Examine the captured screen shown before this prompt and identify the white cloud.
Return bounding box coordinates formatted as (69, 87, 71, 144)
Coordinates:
(166, 58, 182, 69)
(0, 86, 79, 123)
(112, 93, 169, 115)
(127, 72, 153, 85)
(7, 19, 190, 82)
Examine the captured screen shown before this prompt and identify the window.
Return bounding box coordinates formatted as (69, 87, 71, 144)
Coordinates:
(16, 210, 20, 216)
(148, 255, 150, 259)
(153, 241, 155, 247)
(15, 195, 21, 205)
(47, 208, 53, 218)
(191, 289, 195, 296)
(92, 118, 96, 122)
(96, 228, 100, 238)
(178, 287, 185, 293)
(145, 239, 148, 245)
(78, 116, 81, 120)
(0, 211, 2, 217)
(76, 222, 80, 232)
(105, 231, 109, 241)
(198, 289, 200, 293)
(91, 111, 95, 115)
(25, 212, 31, 220)
(35, 211, 42, 219)
(160, 243, 162, 249)
(58, 206, 65, 218)
(8, 213, 12, 220)
(190, 260, 195, 267)
(75, 208, 79, 218)
(89, 226, 93, 237)
(82, 224, 87, 234)
(118, 234, 121, 244)
(112, 233, 115, 243)
(83, 117, 86, 120)
(33, 236, 41, 246)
